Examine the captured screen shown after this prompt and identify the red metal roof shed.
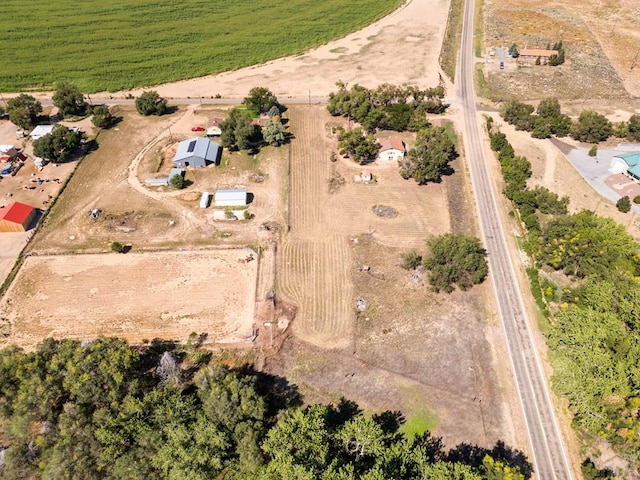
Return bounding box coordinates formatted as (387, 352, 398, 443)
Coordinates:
(0, 202, 36, 232)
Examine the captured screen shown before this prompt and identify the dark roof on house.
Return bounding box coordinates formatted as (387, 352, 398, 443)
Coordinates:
(0, 202, 35, 225)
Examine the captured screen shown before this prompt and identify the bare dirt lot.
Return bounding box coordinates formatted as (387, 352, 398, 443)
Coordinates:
(482, 0, 640, 100)
(0, 249, 257, 350)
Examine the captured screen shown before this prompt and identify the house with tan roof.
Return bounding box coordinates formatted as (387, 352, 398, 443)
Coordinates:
(518, 48, 558, 64)
(376, 136, 406, 162)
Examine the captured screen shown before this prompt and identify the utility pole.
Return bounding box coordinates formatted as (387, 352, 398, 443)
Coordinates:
(308, 89, 311, 105)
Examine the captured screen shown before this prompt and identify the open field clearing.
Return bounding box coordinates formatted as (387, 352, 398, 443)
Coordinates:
(0, 0, 401, 92)
(0, 249, 257, 350)
(482, 0, 638, 100)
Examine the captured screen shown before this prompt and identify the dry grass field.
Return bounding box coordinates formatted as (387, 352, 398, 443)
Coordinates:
(0, 249, 257, 350)
(278, 106, 454, 348)
(482, 0, 640, 100)
(271, 107, 521, 447)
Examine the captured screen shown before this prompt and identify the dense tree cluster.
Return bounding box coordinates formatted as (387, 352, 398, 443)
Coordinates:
(242, 87, 283, 116)
(422, 234, 488, 293)
(399, 125, 457, 184)
(6, 94, 42, 130)
(0, 338, 531, 479)
(499, 98, 571, 139)
(220, 107, 262, 151)
(487, 118, 640, 469)
(547, 41, 566, 66)
(32, 124, 83, 162)
(327, 82, 445, 132)
(222, 89, 288, 150)
(135, 91, 168, 116)
(570, 110, 612, 143)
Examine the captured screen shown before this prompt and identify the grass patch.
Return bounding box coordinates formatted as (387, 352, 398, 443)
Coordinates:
(473, 0, 484, 57)
(1, 0, 402, 92)
(439, 0, 465, 81)
(474, 63, 490, 99)
(400, 408, 438, 438)
(525, 267, 550, 319)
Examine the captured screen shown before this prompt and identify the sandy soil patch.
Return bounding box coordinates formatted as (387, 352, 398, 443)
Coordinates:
(0, 249, 257, 350)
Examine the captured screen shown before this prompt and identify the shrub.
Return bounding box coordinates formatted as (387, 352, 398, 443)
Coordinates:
(111, 241, 124, 253)
(400, 251, 422, 270)
(616, 196, 631, 213)
(633, 195, 640, 205)
(588, 145, 597, 157)
(169, 173, 185, 190)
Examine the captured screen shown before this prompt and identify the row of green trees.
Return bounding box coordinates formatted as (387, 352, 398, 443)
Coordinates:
(4, 83, 89, 130)
(487, 117, 568, 231)
(328, 82, 446, 132)
(500, 98, 640, 143)
(486, 120, 640, 470)
(0, 338, 531, 479)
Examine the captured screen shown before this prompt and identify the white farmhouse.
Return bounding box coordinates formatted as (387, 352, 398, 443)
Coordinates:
(376, 136, 406, 162)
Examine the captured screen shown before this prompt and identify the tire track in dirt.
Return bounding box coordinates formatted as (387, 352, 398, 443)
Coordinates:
(279, 106, 356, 347)
(279, 235, 353, 348)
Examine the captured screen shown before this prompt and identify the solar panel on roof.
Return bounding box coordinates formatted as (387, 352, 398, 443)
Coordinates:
(187, 140, 197, 153)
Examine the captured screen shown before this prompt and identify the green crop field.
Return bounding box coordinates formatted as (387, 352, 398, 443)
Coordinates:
(1, 0, 402, 93)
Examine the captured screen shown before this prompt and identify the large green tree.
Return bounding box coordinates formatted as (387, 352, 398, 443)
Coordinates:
(6, 93, 42, 129)
(399, 125, 457, 184)
(220, 107, 261, 150)
(242, 87, 281, 115)
(570, 110, 612, 143)
(135, 90, 168, 116)
(423, 234, 488, 293)
(91, 104, 113, 128)
(263, 118, 286, 146)
(33, 124, 83, 162)
(53, 81, 87, 117)
(628, 113, 640, 142)
(337, 127, 378, 164)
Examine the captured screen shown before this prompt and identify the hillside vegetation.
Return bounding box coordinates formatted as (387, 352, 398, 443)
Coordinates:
(0, 0, 402, 93)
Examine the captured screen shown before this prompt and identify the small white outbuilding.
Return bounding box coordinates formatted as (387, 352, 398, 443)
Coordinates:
(200, 192, 211, 209)
(215, 188, 247, 207)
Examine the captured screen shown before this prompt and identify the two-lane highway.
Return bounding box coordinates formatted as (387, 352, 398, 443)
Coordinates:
(457, 0, 573, 478)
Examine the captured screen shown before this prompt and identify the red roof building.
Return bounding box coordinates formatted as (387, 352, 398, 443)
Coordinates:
(0, 202, 36, 232)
